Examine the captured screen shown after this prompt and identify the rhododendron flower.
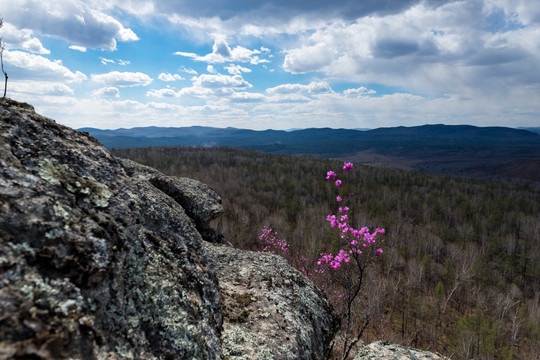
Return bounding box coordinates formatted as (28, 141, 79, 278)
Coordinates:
(343, 162, 353, 172)
(326, 171, 336, 180)
(375, 248, 383, 255)
(336, 196, 342, 202)
(335, 179, 342, 187)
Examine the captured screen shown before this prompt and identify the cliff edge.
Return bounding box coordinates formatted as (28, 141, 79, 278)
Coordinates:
(0, 98, 338, 359)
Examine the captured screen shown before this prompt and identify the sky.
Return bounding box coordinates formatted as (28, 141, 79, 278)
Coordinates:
(1, 0, 540, 130)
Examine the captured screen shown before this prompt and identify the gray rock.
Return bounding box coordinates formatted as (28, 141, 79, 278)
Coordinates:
(204, 242, 339, 360)
(0, 98, 337, 359)
(354, 341, 447, 360)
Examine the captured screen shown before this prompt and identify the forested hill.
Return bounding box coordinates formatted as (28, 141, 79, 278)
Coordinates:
(80, 124, 540, 183)
(111, 146, 540, 359)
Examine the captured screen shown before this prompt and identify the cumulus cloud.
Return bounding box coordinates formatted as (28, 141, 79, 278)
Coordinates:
(193, 74, 252, 89)
(69, 45, 87, 52)
(147, 73, 253, 99)
(3, 50, 87, 82)
(5, 0, 138, 50)
(1, 22, 50, 54)
(174, 38, 269, 64)
(229, 92, 266, 103)
(158, 73, 184, 81)
(225, 64, 252, 75)
(279, 1, 540, 98)
(146, 88, 179, 97)
(93, 87, 120, 98)
(91, 71, 153, 87)
(9, 81, 74, 96)
(266, 81, 333, 94)
(343, 87, 377, 97)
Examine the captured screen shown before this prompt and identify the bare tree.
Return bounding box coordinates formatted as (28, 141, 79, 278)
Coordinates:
(0, 18, 7, 98)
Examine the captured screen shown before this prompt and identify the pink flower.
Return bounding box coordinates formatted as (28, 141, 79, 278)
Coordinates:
(343, 162, 354, 172)
(335, 179, 342, 187)
(375, 248, 383, 255)
(326, 171, 336, 180)
(336, 196, 342, 202)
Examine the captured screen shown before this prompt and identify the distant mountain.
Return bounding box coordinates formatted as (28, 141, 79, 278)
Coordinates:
(79, 124, 540, 183)
(519, 127, 540, 134)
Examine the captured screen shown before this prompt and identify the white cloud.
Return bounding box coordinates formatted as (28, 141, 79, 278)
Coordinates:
(100, 57, 116, 65)
(5, 0, 138, 50)
(225, 64, 252, 75)
(228, 92, 265, 103)
(174, 38, 269, 64)
(266, 81, 333, 95)
(343, 87, 377, 97)
(207, 65, 217, 73)
(99, 57, 130, 65)
(146, 88, 179, 97)
(92, 87, 120, 98)
(91, 71, 153, 87)
(147, 73, 253, 99)
(158, 73, 184, 81)
(279, 1, 540, 99)
(9, 80, 74, 96)
(193, 74, 252, 89)
(179, 66, 198, 75)
(69, 45, 87, 52)
(1, 22, 50, 54)
(3, 50, 87, 82)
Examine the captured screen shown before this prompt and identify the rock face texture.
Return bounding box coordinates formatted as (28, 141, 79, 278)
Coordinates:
(0, 98, 338, 359)
(204, 242, 339, 359)
(354, 341, 446, 360)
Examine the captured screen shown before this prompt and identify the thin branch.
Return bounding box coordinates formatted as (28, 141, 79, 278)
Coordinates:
(342, 312, 370, 360)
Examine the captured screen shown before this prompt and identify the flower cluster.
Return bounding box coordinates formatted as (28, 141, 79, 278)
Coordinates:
(318, 162, 384, 271)
(258, 226, 289, 255)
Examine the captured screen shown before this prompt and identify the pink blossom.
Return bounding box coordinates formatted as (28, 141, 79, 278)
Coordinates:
(375, 248, 383, 255)
(343, 162, 354, 172)
(335, 179, 342, 187)
(326, 171, 336, 180)
(336, 196, 342, 202)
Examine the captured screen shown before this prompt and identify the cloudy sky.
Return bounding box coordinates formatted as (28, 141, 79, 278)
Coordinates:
(2, 0, 540, 130)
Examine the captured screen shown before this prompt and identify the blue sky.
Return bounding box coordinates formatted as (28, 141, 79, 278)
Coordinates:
(2, 0, 540, 130)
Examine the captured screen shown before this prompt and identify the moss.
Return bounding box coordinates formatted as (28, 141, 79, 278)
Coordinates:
(232, 293, 255, 308)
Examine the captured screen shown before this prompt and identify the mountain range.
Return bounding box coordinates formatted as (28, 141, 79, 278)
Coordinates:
(80, 124, 540, 183)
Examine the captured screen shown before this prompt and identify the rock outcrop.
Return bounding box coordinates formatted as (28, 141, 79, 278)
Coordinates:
(0, 98, 338, 359)
(354, 341, 446, 359)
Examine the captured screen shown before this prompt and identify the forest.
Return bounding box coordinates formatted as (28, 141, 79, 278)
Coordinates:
(112, 146, 540, 360)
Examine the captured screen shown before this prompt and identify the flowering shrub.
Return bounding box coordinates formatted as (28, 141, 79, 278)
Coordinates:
(259, 161, 385, 359)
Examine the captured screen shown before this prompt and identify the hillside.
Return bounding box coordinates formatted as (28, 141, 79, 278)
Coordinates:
(81, 124, 540, 183)
(113, 145, 540, 359)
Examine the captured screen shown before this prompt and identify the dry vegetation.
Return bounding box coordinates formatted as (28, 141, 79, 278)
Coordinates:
(113, 146, 540, 359)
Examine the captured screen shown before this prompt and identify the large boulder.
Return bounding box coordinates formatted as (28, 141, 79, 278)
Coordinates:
(0, 98, 338, 359)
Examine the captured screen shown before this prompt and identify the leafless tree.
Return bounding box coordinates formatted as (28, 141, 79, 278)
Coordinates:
(0, 18, 8, 98)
